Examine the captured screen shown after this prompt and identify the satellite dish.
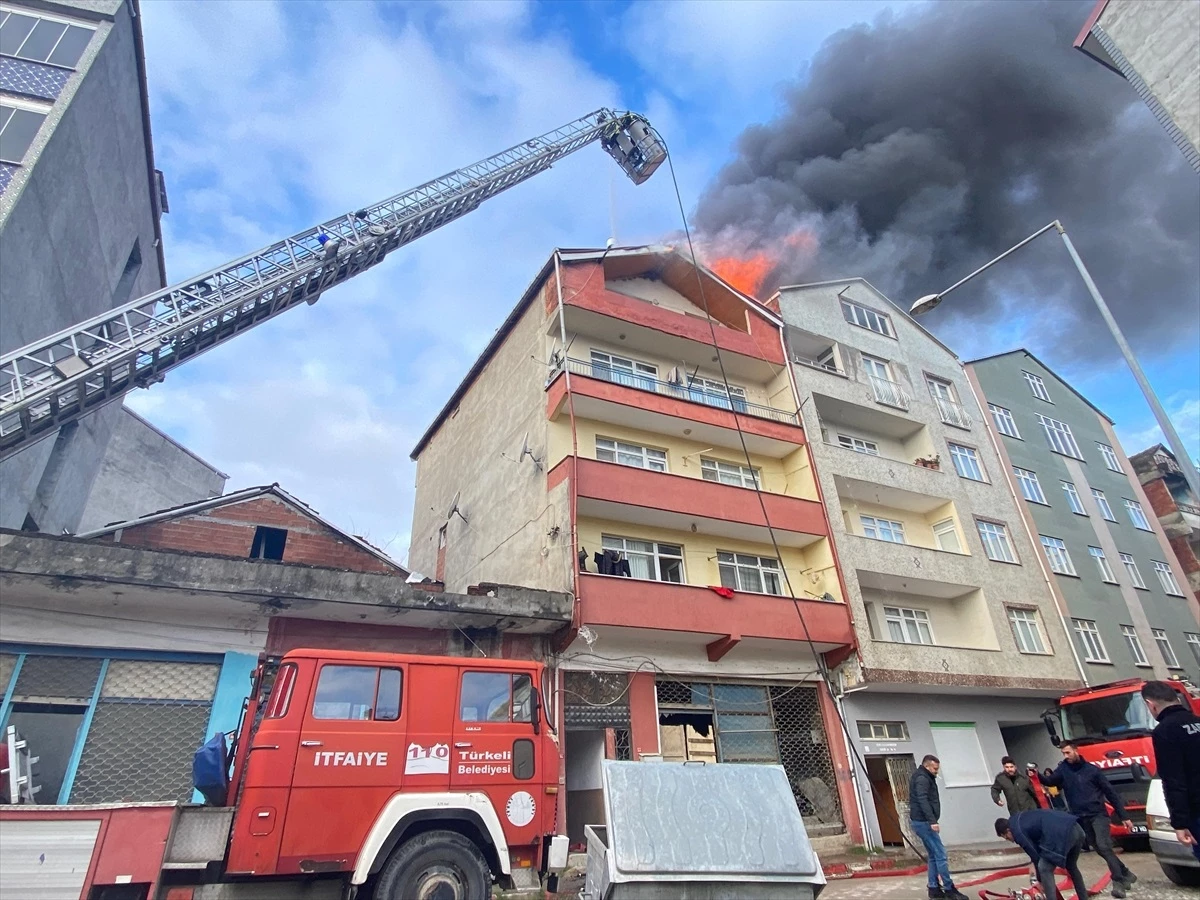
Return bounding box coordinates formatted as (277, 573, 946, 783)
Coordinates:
(446, 490, 468, 524)
(519, 432, 544, 472)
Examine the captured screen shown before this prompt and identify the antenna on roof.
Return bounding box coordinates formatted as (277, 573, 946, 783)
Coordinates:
(446, 490, 468, 524)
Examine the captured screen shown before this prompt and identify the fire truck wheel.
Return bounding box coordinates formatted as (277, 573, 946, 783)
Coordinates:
(375, 829, 492, 900)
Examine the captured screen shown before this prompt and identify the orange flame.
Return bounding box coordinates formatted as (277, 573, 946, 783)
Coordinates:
(708, 252, 775, 298)
(703, 229, 819, 299)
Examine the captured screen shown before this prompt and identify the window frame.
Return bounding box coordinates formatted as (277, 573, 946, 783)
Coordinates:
(837, 434, 879, 456)
(601, 534, 685, 583)
(1072, 619, 1110, 663)
(0, 8, 95, 69)
(1040, 535, 1077, 576)
(932, 518, 962, 553)
(596, 437, 667, 472)
(1152, 629, 1181, 669)
(0, 98, 50, 165)
(1097, 443, 1121, 472)
(840, 298, 895, 337)
(459, 671, 533, 724)
(977, 519, 1017, 563)
(1186, 633, 1200, 668)
(988, 404, 1021, 439)
(589, 349, 657, 387)
(716, 551, 783, 595)
(1087, 546, 1118, 583)
(1118, 553, 1147, 589)
(1091, 489, 1117, 522)
(1120, 625, 1149, 667)
(1152, 560, 1184, 596)
(1123, 498, 1152, 531)
(1013, 467, 1047, 504)
(856, 720, 910, 741)
(700, 456, 760, 489)
(311, 664, 403, 722)
(883, 605, 935, 645)
(1036, 415, 1082, 459)
(1061, 481, 1087, 516)
(1007, 607, 1048, 654)
(948, 442, 986, 482)
(860, 514, 907, 544)
(1023, 371, 1052, 402)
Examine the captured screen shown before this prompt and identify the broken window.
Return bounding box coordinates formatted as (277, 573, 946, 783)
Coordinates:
(250, 526, 287, 560)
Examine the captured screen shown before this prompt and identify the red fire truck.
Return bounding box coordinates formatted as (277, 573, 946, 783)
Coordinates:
(1040, 677, 1200, 840)
(0, 649, 568, 899)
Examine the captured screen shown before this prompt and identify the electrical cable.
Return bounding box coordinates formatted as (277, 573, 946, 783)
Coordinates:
(663, 147, 926, 860)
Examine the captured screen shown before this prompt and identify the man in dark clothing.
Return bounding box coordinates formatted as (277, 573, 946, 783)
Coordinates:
(1141, 680, 1200, 863)
(991, 756, 1040, 814)
(1041, 741, 1136, 898)
(908, 755, 968, 900)
(996, 810, 1089, 900)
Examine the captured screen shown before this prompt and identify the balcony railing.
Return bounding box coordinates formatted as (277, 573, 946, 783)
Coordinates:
(867, 374, 910, 411)
(934, 396, 972, 429)
(564, 358, 799, 425)
(792, 354, 844, 376)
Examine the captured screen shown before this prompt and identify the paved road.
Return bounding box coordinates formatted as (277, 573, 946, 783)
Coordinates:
(820, 847, 1195, 899)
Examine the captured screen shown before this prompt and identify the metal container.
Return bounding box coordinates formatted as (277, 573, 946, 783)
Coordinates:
(583, 761, 825, 899)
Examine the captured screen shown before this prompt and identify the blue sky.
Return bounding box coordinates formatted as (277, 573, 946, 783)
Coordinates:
(130, 0, 1198, 561)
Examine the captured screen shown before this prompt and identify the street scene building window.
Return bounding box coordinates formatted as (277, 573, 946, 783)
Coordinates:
(687, 376, 748, 412)
(861, 515, 906, 544)
(1061, 481, 1086, 515)
(883, 606, 934, 645)
(1186, 634, 1200, 667)
(1040, 535, 1076, 576)
(701, 457, 760, 489)
(927, 376, 971, 428)
(1097, 443, 1121, 472)
(989, 404, 1021, 438)
(1152, 560, 1183, 596)
(977, 520, 1016, 563)
(1023, 371, 1052, 402)
(1152, 629, 1181, 668)
(1007, 608, 1047, 654)
(929, 722, 991, 787)
(1092, 489, 1117, 521)
(596, 437, 667, 472)
(1121, 626, 1149, 666)
(1087, 547, 1117, 583)
(1036, 415, 1081, 458)
(949, 443, 985, 481)
(1013, 467, 1046, 504)
(837, 434, 879, 455)
(717, 551, 781, 595)
(857, 720, 909, 741)
(601, 534, 684, 583)
(590, 350, 657, 390)
(0, 100, 48, 165)
(1118, 553, 1146, 589)
(841, 298, 893, 337)
(1072, 619, 1110, 663)
(1124, 498, 1152, 531)
(0, 9, 94, 69)
(933, 518, 962, 553)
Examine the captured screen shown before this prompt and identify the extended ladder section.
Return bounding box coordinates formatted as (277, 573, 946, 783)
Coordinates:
(0, 109, 666, 460)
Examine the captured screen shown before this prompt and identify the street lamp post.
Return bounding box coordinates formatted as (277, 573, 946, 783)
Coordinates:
(910, 220, 1200, 499)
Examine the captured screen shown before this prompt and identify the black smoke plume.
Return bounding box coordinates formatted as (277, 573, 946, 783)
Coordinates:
(694, 0, 1200, 367)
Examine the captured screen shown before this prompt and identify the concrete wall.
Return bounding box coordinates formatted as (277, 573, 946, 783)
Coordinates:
(779, 281, 1080, 693)
(76, 408, 227, 532)
(968, 352, 1200, 683)
(0, 0, 166, 535)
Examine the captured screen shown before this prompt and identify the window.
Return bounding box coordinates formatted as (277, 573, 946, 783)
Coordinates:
(1121, 626, 1149, 666)
(1186, 633, 1200, 667)
(1152, 560, 1183, 596)
(602, 534, 683, 582)
(1153, 629, 1181, 668)
(989, 404, 1021, 439)
(861, 515, 906, 544)
(460, 672, 532, 723)
(717, 551, 782, 595)
(1036, 415, 1082, 458)
(860, 354, 891, 381)
(857, 721, 910, 741)
(1040, 536, 1077, 576)
(841, 299, 894, 337)
(0, 101, 47, 165)
(1008, 608, 1047, 654)
(1062, 481, 1086, 515)
(590, 350, 656, 390)
(687, 376, 748, 412)
(977, 521, 1016, 563)
(250, 526, 287, 560)
(1013, 467, 1047, 504)
(949, 443, 985, 481)
(1023, 371, 1051, 402)
(933, 518, 961, 553)
(701, 457, 760, 489)
(1092, 489, 1117, 521)
(838, 434, 879, 455)
(265, 663, 298, 718)
(0, 10, 93, 68)
(1073, 619, 1110, 663)
(312, 665, 402, 721)
(1097, 443, 1121, 472)
(883, 606, 934, 645)
(928, 377, 970, 427)
(929, 722, 991, 787)
(1119, 553, 1146, 589)
(596, 437, 666, 472)
(1088, 547, 1117, 583)
(1124, 499, 1152, 531)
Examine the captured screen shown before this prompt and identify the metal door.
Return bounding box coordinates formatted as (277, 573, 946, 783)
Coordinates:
(0, 818, 100, 900)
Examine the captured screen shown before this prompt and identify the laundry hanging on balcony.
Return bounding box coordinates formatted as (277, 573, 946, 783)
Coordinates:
(594, 549, 631, 576)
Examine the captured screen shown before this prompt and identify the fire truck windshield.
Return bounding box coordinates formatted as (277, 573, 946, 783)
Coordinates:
(1060, 691, 1156, 743)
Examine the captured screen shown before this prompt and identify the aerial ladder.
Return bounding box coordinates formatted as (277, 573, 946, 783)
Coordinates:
(0, 109, 666, 460)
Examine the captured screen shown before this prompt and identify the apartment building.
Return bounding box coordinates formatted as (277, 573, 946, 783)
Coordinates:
(968, 351, 1200, 684)
(1129, 443, 1200, 604)
(409, 246, 861, 845)
(777, 280, 1082, 848)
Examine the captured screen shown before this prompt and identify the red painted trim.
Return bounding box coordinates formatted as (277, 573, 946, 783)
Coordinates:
(817, 684, 864, 846)
(628, 672, 660, 758)
(577, 573, 853, 645)
(1073, 0, 1109, 49)
(706, 633, 741, 662)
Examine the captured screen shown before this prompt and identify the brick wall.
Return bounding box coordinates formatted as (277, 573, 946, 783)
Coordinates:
(266, 617, 540, 659)
(103, 494, 401, 575)
(1141, 476, 1180, 517)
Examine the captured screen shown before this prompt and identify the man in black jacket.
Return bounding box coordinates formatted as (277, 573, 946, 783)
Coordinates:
(991, 756, 1040, 814)
(1041, 742, 1136, 897)
(1141, 680, 1200, 862)
(996, 810, 1089, 900)
(908, 755, 968, 900)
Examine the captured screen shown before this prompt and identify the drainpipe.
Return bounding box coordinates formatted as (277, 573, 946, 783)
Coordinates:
(832, 677, 876, 851)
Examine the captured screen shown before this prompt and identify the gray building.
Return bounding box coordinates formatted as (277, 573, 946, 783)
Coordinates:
(967, 351, 1200, 685)
(777, 280, 1081, 848)
(1, 0, 218, 533)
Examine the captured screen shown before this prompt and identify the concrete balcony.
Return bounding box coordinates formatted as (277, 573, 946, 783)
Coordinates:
(577, 572, 854, 659)
(553, 457, 828, 547)
(841, 533, 979, 587)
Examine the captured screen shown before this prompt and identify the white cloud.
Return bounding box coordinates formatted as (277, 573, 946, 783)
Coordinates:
(1116, 393, 1200, 463)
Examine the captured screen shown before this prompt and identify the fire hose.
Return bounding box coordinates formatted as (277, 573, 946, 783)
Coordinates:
(970, 867, 1112, 900)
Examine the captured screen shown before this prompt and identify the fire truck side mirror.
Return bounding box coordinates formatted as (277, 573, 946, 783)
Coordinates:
(531, 687, 541, 736)
(1041, 713, 1061, 747)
